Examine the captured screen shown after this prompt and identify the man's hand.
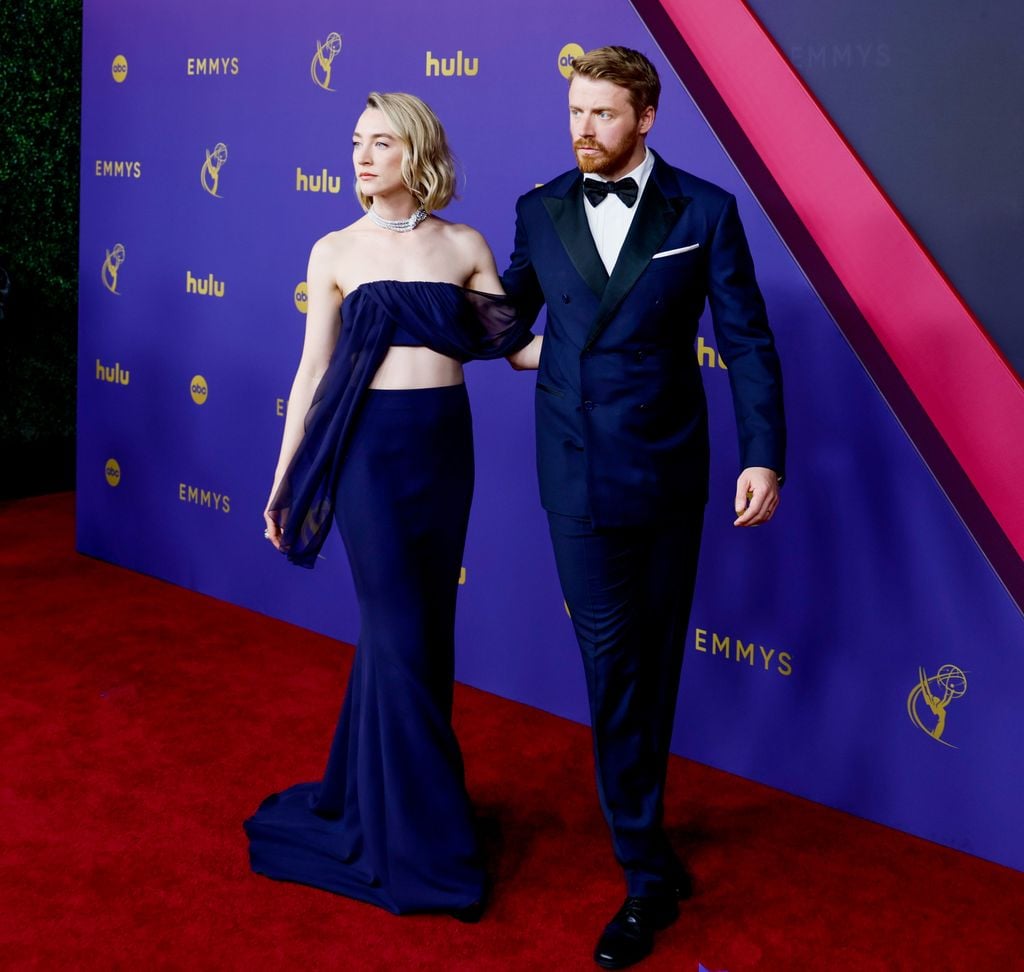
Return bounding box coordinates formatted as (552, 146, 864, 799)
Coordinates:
(733, 466, 780, 527)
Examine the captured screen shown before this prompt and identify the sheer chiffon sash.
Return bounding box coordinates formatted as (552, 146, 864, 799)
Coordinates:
(267, 280, 532, 568)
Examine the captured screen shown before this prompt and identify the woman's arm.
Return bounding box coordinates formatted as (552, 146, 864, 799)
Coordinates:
(506, 333, 542, 370)
(463, 227, 504, 294)
(459, 225, 542, 368)
(264, 236, 343, 548)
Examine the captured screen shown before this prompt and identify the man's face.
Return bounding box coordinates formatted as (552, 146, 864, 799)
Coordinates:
(568, 75, 654, 180)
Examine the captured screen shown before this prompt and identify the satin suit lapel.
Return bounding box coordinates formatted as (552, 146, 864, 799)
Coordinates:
(542, 177, 608, 297)
(541, 156, 691, 351)
(586, 168, 689, 350)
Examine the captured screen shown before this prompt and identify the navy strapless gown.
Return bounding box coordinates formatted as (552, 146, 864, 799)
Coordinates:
(244, 281, 532, 914)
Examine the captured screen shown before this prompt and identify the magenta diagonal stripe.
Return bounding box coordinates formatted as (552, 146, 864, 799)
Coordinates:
(651, 0, 1024, 562)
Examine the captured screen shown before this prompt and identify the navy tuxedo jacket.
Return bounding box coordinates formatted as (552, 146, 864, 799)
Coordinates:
(502, 151, 786, 528)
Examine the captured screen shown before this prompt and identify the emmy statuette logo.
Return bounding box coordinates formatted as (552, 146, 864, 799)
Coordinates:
(558, 43, 584, 79)
(200, 143, 228, 197)
(102, 244, 126, 294)
(105, 458, 121, 487)
(311, 33, 342, 90)
(190, 375, 208, 405)
(112, 54, 128, 83)
(907, 664, 968, 748)
(294, 281, 308, 314)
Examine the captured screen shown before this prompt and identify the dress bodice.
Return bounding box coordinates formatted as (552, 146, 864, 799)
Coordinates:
(341, 280, 529, 360)
(388, 323, 423, 347)
(269, 280, 533, 567)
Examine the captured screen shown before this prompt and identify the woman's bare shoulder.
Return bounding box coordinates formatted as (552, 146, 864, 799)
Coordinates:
(433, 219, 490, 259)
(313, 220, 368, 253)
(435, 218, 485, 242)
(308, 220, 373, 271)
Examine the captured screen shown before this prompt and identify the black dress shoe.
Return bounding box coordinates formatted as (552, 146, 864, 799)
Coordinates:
(593, 894, 680, 969)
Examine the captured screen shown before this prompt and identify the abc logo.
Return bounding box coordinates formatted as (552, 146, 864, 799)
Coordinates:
(190, 374, 208, 405)
(558, 43, 583, 79)
(294, 281, 308, 314)
(105, 458, 121, 487)
(112, 55, 128, 83)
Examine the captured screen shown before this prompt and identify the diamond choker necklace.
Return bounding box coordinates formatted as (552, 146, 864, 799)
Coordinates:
(367, 205, 428, 233)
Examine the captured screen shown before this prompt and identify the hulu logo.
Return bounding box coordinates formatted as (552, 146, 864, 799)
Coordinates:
(425, 50, 479, 77)
(185, 270, 225, 298)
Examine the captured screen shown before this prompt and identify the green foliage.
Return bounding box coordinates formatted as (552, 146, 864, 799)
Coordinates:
(0, 0, 82, 442)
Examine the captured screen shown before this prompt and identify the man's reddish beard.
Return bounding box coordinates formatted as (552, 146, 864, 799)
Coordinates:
(574, 128, 641, 176)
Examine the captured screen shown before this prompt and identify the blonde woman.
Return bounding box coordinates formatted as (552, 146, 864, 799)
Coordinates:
(244, 92, 539, 918)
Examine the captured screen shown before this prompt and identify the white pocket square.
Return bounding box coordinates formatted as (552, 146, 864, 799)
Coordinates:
(652, 244, 699, 259)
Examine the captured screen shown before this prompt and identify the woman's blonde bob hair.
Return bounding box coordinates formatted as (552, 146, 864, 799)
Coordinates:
(354, 92, 457, 214)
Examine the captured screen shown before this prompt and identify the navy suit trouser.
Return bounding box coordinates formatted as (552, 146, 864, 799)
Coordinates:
(547, 506, 705, 897)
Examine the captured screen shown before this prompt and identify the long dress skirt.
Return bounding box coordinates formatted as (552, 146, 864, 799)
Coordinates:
(244, 383, 484, 914)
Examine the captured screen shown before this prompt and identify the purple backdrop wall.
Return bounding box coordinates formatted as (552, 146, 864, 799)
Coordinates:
(78, 0, 1024, 872)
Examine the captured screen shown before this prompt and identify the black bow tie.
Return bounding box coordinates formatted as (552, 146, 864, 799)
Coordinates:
(583, 176, 639, 208)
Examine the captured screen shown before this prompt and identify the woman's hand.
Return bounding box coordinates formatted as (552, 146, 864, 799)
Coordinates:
(263, 507, 284, 551)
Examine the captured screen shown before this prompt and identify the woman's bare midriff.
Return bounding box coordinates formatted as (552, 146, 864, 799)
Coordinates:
(368, 345, 464, 389)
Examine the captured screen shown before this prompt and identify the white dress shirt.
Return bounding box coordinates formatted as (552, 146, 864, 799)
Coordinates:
(583, 147, 655, 276)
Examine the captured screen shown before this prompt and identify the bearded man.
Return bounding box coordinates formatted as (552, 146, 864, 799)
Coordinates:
(502, 45, 786, 969)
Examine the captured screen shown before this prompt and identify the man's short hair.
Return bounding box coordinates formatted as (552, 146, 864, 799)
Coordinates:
(570, 46, 661, 116)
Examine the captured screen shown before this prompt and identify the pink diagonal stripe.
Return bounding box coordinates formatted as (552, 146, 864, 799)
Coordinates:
(657, 0, 1024, 560)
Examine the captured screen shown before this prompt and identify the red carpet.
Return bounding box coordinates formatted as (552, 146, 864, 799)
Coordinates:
(2, 493, 1022, 970)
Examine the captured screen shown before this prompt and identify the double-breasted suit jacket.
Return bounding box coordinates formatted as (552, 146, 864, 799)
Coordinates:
(503, 150, 786, 524)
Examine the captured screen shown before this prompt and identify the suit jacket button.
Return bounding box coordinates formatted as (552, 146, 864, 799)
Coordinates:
(639, 403, 648, 410)
(583, 400, 594, 411)
(636, 350, 646, 360)
(561, 293, 571, 303)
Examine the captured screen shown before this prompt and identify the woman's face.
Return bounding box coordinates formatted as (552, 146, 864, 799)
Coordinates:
(352, 108, 406, 201)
